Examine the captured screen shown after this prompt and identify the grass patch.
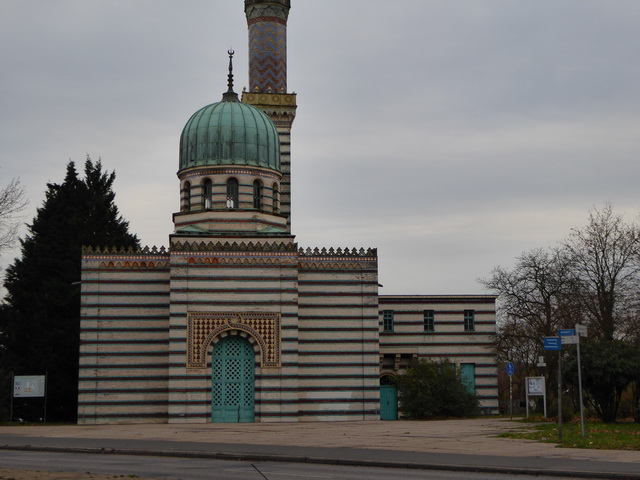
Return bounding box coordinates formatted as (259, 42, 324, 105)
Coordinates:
(499, 419, 640, 450)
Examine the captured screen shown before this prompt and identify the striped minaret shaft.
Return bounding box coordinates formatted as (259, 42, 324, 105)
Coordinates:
(243, 0, 296, 232)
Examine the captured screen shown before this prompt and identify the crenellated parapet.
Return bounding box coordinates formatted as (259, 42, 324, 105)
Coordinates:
(82, 245, 168, 255)
(298, 247, 378, 271)
(170, 239, 298, 253)
(298, 247, 377, 258)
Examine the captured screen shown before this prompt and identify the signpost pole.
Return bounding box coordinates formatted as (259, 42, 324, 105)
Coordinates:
(557, 350, 562, 442)
(43, 371, 48, 423)
(576, 339, 584, 438)
(506, 362, 514, 420)
(576, 324, 587, 439)
(510, 375, 513, 420)
(543, 336, 562, 440)
(9, 372, 14, 422)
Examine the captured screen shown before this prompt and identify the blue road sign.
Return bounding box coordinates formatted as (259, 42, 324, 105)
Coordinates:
(506, 362, 515, 376)
(559, 329, 576, 336)
(544, 337, 562, 351)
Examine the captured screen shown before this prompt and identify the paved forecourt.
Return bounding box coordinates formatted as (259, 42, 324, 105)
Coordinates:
(0, 418, 639, 478)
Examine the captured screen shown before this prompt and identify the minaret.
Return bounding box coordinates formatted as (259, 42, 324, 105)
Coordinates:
(243, 0, 296, 232)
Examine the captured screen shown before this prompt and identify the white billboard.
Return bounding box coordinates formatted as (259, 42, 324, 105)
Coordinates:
(13, 375, 46, 398)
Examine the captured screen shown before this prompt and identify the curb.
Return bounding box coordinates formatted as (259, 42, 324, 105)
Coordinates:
(1, 444, 637, 480)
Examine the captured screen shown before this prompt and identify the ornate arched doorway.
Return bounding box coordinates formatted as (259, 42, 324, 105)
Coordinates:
(211, 336, 255, 423)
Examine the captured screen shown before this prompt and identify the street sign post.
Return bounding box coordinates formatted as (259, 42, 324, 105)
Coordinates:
(576, 324, 588, 337)
(525, 377, 547, 418)
(559, 329, 578, 345)
(506, 362, 514, 419)
(558, 329, 576, 337)
(10, 373, 47, 423)
(544, 337, 561, 351)
(543, 337, 563, 440)
(561, 335, 578, 345)
(575, 324, 588, 438)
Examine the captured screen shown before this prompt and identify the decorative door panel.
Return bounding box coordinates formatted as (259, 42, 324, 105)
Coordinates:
(211, 336, 255, 423)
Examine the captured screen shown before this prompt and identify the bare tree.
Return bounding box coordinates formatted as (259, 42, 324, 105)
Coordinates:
(483, 205, 640, 420)
(481, 248, 574, 352)
(0, 178, 28, 253)
(481, 247, 576, 406)
(564, 204, 640, 340)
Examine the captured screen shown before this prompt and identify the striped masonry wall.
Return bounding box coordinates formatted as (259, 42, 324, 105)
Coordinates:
(78, 246, 498, 423)
(378, 295, 499, 414)
(166, 238, 300, 423)
(241, 94, 296, 231)
(297, 248, 379, 421)
(277, 128, 292, 227)
(78, 249, 171, 424)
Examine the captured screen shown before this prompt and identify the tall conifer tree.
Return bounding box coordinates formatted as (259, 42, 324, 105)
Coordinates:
(0, 158, 138, 421)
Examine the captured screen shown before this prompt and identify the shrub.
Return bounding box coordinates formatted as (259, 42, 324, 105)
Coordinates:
(396, 358, 479, 419)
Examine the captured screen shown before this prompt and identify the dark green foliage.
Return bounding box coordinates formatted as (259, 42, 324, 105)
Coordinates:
(0, 158, 138, 422)
(396, 359, 479, 419)
(563, 339, 640, 423)
(634, 380, 640, 424)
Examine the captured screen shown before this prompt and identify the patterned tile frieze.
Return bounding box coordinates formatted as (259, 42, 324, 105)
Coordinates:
(242, 93, 296, 108)
(248, 20, 287, 93)
(96, 260, 170, 269)
(187, 312, 281, 368)
(171, 240, 298, 253)
(178, 167, 282, 181)
(181, 256, 294, 266)
(298, 262, 368, 271)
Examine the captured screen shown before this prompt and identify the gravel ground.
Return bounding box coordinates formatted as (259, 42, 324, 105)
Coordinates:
(0, 468, 157, 479)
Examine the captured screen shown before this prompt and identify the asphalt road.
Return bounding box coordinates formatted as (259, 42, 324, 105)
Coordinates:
(0, 450, 596, 480)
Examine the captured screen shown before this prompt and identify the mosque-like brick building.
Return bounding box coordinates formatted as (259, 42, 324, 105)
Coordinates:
(78, 0, 498, 424)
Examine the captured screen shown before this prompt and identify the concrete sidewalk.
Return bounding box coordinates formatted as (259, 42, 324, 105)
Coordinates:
(1, 418, 639, 478)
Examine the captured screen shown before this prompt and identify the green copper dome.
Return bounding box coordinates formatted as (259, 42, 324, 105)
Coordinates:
(179, 96, 280, 171)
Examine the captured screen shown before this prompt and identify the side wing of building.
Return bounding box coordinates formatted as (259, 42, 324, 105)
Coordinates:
(378, 295, 499, 414)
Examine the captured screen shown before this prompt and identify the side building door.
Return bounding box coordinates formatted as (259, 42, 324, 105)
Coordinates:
(380, 376, 398, 420)
(211, 336, 255, 423)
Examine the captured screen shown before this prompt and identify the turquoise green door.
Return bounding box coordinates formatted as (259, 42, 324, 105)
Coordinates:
(460, 363, 476, 394)
(380, 384, 398, 420)
(211, 336, 255, 423)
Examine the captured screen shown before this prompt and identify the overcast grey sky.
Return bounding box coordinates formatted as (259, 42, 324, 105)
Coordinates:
(1, 0, 639, 295)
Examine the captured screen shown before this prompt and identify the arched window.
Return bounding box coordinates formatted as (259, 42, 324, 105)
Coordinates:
(203, 179, 213, 210)
(226, 178, 239, 209)
(272, 182, 279, 213)
(182, 181, 191, 212)
(253, 180, 262, 210)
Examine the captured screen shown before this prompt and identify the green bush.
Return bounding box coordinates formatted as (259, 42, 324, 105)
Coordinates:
(396, 359, 480, 419)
